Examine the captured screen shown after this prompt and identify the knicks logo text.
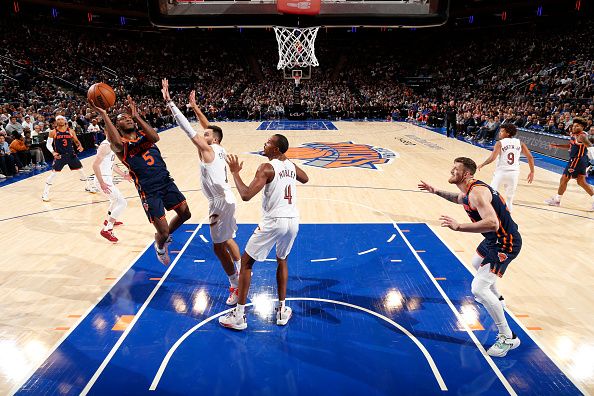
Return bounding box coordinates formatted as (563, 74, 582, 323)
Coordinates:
(282, 142, 397, 170)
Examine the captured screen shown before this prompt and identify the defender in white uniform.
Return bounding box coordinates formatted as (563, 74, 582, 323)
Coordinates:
(478, 124, 534, 212)
(93, 139, 131, 243)
(219, 134, 309, 331)
(162, 79, 242, 305)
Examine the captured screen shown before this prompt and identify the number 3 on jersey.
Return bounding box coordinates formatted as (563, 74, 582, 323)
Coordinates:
(142, 152, 155, 166)
(284, 185, 292, 204)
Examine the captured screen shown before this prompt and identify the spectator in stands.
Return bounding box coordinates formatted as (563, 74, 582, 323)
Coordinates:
(5, 116, 23, 135)
(9, 131, 32, 171)
(0, 133, 16, 178)
(23, 129, 45, 168)
(22, 115, 34, 131)
(87, 118, 103, 145)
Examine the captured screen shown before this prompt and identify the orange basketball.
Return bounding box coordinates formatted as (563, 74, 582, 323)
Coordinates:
(87, 82, 116, 110)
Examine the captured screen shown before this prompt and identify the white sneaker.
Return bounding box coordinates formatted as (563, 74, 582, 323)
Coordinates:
(276, 306, 292, 326)
(487, 333, 520, 357)
(80, 177, 88, 181)
(226, 287, 239, 306)
(154, 242, 170, 266)
(0, 174, 5, 179)
(219, 307, 247, 330)
(41, 193, 50, 202)
(85, 186, 99, 193)
(544, 197, 560, 207)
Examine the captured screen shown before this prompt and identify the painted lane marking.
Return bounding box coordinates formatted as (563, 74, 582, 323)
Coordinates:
(149, 297, 447, 392)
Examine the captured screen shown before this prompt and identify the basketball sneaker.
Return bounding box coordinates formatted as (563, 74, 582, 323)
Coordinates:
(487, 333, 520, 357)
(276, 306, 292, 326)
(85, 186, 99, 193)
(154, 241, 170, 266)
(544, 197, 560, 206)
(41, 193, 50, 202)
(104, 220, 124, 227)
(219, 307, 247, 330)
(226, 287, 239, 306)
(100, 229, 118, 243)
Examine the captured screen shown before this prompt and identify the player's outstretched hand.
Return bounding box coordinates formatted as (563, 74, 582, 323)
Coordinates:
(418, 180, 436, 194)
(226, 154, 243, 174)
(527, 171, 534, 184)
(127, 95, 139, 119)
(88, 97, 107, 116)
(189, 90, 197, 107)
(100, 181, 111, 194)
(439, 215, 460, 231)
(161, 78, 171, 102)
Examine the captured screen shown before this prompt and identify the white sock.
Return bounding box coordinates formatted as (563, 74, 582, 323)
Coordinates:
(78, 169, 87, 180)
(555, 194, 562, 201)
(278, 300, 285, 310)
(44, 172, 56, 194)
(155, 244, 165, 254)
(103, 221, 114, 231)
(234, 260, 241, 274)
(237, 304, 245, 315)
(228, 272, 239, 288)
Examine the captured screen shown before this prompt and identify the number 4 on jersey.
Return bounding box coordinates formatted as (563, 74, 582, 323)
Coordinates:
(284, 185, 292, 204)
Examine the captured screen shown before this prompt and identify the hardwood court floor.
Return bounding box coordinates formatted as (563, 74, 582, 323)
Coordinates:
(0, 122, 592, 394)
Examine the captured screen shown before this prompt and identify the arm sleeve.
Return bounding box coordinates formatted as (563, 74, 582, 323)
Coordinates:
(46, 138, 54, 152)
(167, 101, 197, 139)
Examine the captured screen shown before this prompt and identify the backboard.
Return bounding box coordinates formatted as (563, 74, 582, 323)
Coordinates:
(148, 0, 448, 28)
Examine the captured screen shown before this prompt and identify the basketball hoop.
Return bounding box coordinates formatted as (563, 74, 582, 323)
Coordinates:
(273, 26, 320, 70)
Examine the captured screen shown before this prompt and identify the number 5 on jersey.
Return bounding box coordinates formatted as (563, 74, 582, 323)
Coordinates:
(143, 152, 155, 166)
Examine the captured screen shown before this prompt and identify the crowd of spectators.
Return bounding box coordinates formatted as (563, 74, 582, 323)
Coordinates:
(1, 17, 593, 178)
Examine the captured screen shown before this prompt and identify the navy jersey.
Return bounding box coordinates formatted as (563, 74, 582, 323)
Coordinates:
(121, 130, 172, 193)
(462, 179, 520, 253)
(568, 132, 588, 159)
(53, 128, 76, 155)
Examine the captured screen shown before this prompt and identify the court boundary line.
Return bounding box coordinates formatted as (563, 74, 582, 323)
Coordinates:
(79, 224, 203, 396)
(9, 240, 154, 396)
(3, 185, 592, 223)
(149, 297, 447, 392)
(426, 224, 591, 396)
(393, 223, 518, 396)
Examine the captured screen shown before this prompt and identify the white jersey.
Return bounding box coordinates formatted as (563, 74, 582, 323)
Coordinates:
(496, 137, 522, 172)
(98, 140, 116, 177)
(262, 159, 298, 219)
(200, 144, 235, 203)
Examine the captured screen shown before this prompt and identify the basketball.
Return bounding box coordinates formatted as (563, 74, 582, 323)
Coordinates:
(87, 82, 116, 110)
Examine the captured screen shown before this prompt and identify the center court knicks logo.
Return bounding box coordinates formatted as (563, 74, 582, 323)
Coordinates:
(284, 141, 398, 170)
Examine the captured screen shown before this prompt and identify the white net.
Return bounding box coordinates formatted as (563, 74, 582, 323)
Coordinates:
(273, 26, 320, 70)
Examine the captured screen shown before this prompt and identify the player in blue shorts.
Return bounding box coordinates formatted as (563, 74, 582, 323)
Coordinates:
(419, 157, 521, 357)
(545, 117, 594, 211)
(89, 95, 191, 265)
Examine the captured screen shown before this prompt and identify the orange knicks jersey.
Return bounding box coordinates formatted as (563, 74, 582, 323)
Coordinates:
(121, 130, 172, 193)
